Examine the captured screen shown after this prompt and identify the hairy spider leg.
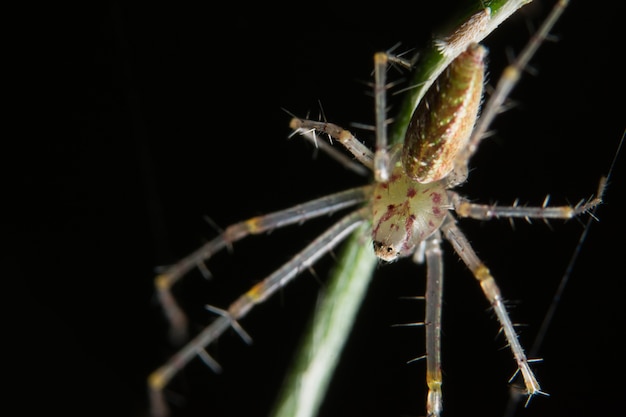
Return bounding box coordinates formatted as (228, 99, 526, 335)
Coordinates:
(149, 187, 371, 416)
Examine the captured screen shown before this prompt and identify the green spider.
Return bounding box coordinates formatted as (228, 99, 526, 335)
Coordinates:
(147, 1, 604, 416)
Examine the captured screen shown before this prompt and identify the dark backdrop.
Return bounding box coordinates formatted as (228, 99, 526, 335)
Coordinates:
(8, 1, 624, 417)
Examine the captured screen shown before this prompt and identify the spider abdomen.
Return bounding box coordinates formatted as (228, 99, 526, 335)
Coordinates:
(403, 43, 486, 184)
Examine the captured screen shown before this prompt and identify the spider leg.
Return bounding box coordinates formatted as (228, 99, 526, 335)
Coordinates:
(422, 230, 444, 417)
(149, 206, 370, 417)
(289, 127, 370, 176)
(155, 186, 371, 345)
(290, 47, 405, 184)
(440, 213, 546, 402)
(373, 52, 392, 182)
(449, 178, 604, 221)
(289, 118, 374, 170)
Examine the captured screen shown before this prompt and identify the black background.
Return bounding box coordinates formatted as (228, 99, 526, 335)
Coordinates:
(8, 1, 625, 417)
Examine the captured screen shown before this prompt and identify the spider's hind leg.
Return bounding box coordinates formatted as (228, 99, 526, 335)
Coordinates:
(440, 213, 546, 402)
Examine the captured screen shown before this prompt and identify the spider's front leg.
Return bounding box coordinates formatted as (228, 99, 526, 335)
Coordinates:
(149, 187, 371, 417)
(154, 187, 371, 345)
(372, 50, 415, 182)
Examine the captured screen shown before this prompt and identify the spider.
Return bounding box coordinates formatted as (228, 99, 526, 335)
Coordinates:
(147, 1, 605, 416)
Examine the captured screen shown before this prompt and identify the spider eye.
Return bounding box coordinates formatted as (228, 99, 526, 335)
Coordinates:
(373, 241, 399, 262)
